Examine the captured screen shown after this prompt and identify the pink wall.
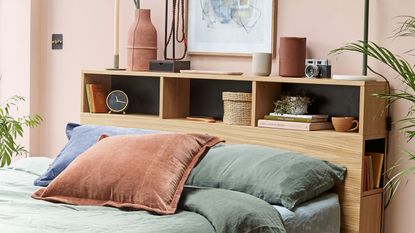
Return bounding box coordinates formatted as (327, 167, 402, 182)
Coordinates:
(0, 0, 2, 81)
(38, 0, 369, 154)
(0, 0, 40, 151)
(0, 0, 413, 232)
(0, 0, 31, 106)
(29, 0, 42, 155)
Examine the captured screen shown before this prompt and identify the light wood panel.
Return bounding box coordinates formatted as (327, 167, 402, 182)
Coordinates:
(360, 82, 388, 139)
(82, 70, 376, 86)
(252, 81, 281, 126)
(80, 113, 363, 233)
(360, 193, 383, 233)
(160, 77, 190, 119)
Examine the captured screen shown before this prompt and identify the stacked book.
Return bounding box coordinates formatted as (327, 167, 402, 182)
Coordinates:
(364, 153, 385, 191)
(85, 84, 109, 113)
(258, 113, 332, 131)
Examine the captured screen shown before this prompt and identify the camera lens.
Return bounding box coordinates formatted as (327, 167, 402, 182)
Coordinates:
(305, 65, 319, 78)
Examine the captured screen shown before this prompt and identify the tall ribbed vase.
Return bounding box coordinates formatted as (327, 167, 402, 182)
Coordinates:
(127, 9, 157, 71)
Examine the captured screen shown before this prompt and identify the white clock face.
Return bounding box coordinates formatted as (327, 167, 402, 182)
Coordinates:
(106, 90, 129, 112)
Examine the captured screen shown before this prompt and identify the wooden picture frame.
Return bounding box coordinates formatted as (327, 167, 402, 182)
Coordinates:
(187, 0, 277, 57)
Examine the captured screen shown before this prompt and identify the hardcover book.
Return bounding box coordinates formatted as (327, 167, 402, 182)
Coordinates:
(85, 84, 94, 113)
(367, 153, 384, 189)
(368, 155, 374, 190)
(88, 84, 108, 113)
(257, 119, 333, 131)
(264, 115, 328, 123)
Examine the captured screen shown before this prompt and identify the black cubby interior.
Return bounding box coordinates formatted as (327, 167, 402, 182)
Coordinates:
(189, 79, 252, 120)
(111, 76, 160, 115)
(365, 138, 386, 154)
(281, 84, 360, 118)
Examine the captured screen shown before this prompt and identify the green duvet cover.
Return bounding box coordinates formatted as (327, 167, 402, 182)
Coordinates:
(0, 158, 285, 233)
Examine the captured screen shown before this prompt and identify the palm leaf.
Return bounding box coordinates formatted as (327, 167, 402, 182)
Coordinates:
(393, 16, 415, 38)
(0, 95, 42, 167)
(133, 0, 140, 9)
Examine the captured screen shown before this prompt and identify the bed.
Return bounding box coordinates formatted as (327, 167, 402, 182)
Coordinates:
(0, 157, 341, 233)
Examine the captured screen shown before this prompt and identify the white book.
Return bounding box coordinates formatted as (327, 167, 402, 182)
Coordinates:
(269, 113, 329, 119)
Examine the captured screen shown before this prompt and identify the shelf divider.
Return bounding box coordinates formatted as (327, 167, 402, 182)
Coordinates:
(160, 77, 190, 119)
(252, 81, 281, 127)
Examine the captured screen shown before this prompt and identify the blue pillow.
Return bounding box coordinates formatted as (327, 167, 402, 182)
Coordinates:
(65, 123, 80, 140)
(34, 123, 159, 186)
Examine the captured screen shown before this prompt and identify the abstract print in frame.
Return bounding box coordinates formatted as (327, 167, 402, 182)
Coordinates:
(188, 0, 276, 56)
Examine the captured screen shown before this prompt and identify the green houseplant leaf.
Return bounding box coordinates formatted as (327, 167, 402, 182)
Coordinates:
(133, 0, 140, 9)
(0, 96, 42, 167)
(331, 16, 415, 199)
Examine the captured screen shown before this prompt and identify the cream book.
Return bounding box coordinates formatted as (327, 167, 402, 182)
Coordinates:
(264, 115, 328, 123)
(367, 153, 385, 189)
(269, 113, 329, 119)
(258, 119, 333, 131)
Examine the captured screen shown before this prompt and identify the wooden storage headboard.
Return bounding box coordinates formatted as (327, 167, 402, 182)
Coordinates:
(81, 114, 362, 233)
(81, 70, 388, 233)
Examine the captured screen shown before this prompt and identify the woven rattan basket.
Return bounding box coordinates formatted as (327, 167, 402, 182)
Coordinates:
(222, 92, 252, 126)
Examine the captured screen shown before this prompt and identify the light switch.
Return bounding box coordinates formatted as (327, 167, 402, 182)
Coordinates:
(52, 34, 63, 50)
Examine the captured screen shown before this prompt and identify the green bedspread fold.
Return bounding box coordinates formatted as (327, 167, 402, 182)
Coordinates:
(0, 159, 285, 233)
(180, 186, 286, 233)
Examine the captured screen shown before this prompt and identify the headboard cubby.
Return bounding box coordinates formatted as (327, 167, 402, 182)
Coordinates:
(190, 79, 252, 119)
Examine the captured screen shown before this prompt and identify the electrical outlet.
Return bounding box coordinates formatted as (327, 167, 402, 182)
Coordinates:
(52, 34, 63, 50)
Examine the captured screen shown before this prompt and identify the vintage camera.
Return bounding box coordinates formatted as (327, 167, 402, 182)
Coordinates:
(305, 59, 331, 78)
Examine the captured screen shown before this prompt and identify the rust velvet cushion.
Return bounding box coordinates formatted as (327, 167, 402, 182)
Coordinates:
(32, 133, 222, 214)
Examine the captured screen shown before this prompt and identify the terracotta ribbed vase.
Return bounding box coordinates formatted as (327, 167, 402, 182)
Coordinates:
(127, 9, 157, 71)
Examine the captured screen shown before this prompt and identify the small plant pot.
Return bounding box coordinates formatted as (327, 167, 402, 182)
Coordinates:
(287, 96, 309, 115)
(274, 95, 311, 115)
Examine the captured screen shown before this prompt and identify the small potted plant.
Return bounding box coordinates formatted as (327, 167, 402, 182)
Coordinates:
(274, 93, 312, 115)
(0, 96, 42, 167)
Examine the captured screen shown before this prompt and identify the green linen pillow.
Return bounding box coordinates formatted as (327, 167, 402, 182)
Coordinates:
(186, 144, 346, 209)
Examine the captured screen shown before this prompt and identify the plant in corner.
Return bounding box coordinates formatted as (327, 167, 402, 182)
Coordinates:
(0, 96, 42, 167)
(331, 16, 415, 197)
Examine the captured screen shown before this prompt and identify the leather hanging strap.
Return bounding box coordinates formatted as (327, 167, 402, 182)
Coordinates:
(164, 0, 187, 60)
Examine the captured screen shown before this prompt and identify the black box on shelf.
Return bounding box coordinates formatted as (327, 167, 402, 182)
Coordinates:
(149, 60, 191, 73)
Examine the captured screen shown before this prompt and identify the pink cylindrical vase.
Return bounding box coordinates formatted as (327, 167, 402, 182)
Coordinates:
(279, 37, 306, 77)
(127, 9, 157, 71)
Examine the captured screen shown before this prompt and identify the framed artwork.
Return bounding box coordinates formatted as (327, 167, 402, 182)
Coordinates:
(187, 0, 276, 56)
